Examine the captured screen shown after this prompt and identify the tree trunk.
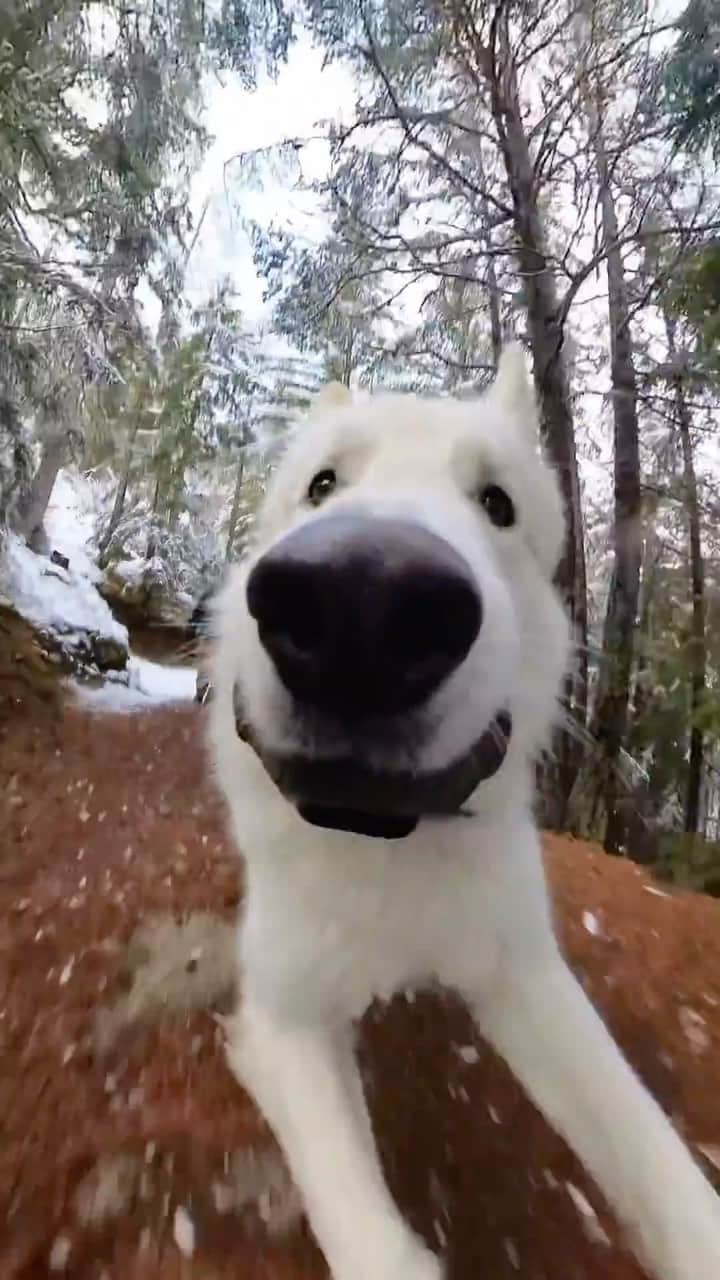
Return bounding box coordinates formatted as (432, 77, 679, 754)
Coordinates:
(341, 330, 355, 388)
(97, 417, 141, 568)
(620, 519, 668, 863)
(628, 508, 661, 743)
(678, 409, 705, 836)
(165, 413, 196, 530)
(586, 109, 642, 856)
(0, 396, 31, 532)
(476, 147, 503, 367)
(486, 249, 502, 369)
(163, 326, 217, 529)
(15, 433, 66, 546)
(485, 17, 588, 824)
(665, 317, 706, 836)
(145, 478, 161, 562)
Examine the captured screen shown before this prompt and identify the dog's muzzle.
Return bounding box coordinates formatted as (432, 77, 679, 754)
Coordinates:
(233, 684, 512, 838)
(236, 512, 511, 838)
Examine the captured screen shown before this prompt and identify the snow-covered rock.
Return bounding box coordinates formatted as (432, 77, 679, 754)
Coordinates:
(1, 534, 128, 677)
(0, 467, 129, 677)
(101, 558, 196, 629)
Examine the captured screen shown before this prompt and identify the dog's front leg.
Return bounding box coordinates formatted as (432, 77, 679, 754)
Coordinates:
(226, 995, 442, 1280)
(473, 956, 720, 1280)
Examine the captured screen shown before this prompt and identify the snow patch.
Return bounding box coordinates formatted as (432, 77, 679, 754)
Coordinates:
(433, 1218, 447, 1249)
(565, 1182, 611, 1247)
(45, 469, 105, 584)
(110, 556, 147, 589)
(74, 1154, 142, 1227)
(455, 1044, 480, 1065)
(49, 1236, 72, 1271)
(210, 1148, 302, 1239)
(73, 656, 196, 711)
(678, 1006, 710, 1056)
(503, 1238, 520, 1270)
(173, 1206, 195, 1258)
(582, 910, 602, 937)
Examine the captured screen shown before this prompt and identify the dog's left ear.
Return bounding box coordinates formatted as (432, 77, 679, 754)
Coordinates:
(492, 343, 539, 439)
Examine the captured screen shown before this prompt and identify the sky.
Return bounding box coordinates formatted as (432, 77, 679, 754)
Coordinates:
(74, 11, 355, 335)
(180, 38, 355, 330)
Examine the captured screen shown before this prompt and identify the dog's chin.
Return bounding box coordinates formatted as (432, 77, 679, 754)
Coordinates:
(232, 683, 511, 840)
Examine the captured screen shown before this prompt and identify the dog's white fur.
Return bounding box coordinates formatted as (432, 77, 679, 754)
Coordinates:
(208, 347, 720, 1280)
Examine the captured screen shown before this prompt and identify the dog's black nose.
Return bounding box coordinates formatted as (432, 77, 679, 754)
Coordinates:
(247, 514, 481, 718)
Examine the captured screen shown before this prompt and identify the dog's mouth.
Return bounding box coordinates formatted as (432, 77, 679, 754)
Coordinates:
(232, 683, 512, 839)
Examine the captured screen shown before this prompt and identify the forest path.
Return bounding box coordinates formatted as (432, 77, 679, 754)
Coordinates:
(2, 700, 720, 1279)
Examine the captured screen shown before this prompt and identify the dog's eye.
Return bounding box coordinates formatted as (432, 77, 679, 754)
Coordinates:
(307, 469, 337, 506)
(479, 484, 516, 528)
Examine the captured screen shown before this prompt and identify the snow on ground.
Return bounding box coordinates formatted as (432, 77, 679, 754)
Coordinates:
(2, 533, 127, 651)
(73, 656, 197, 711)
(44, 469, 106, 584)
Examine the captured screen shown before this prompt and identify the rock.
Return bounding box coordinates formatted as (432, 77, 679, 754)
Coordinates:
(32, 624, 128, 679)
(90, 634, 127, 672)
(101, 566, 188, 631)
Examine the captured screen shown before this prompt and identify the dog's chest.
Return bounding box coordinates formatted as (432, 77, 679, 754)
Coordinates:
(240, 836, 507, 1019)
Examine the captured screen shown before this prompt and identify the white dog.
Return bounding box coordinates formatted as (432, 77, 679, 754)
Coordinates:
(208, 347, 720, 1280)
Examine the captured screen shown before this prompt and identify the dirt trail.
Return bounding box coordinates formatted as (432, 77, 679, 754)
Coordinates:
(2, 701, 720, 1279)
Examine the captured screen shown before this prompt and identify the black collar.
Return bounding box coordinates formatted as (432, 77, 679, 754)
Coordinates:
(233, 686, 511, 840)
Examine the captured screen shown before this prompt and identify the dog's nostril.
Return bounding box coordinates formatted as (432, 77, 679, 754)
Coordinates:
(249, 555, 339, 690)
(268, 607, 323, 656)
(387, 574, 482, 666)
(443, 580, 483, 658)
(249, 563, 321, 646)
(387, 602, 447, 663)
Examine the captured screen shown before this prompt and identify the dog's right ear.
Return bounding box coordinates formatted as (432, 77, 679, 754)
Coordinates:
(311, 381, 352, 412)
(492, 343, 539, 442)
